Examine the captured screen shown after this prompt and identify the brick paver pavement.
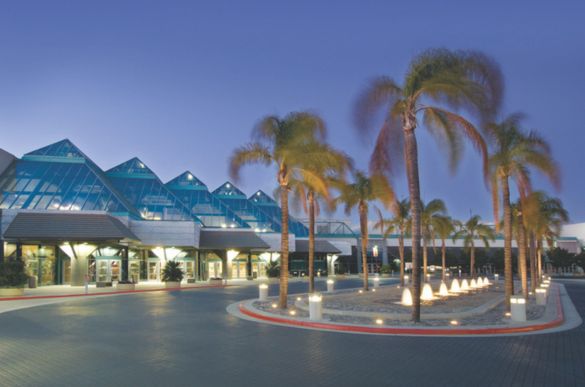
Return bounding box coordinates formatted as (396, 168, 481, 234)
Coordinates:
(0, 279, 583, 386)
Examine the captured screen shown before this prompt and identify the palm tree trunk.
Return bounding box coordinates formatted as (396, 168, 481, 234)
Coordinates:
(399, 229, 405, 287)
(359, 201, 369, 291)
(502, 176, 514, 312)
(308, 190, 315, 293)
(278, 182, 290, 309)
(537, 240, 543, 278)
(423, 238, 428, 280)
(441, 239, 446, 282)
(517, 218, 528, 299)
(529, 232, 537, 292)
(470, 244, 475, 278)
(404, 124, 422, 322)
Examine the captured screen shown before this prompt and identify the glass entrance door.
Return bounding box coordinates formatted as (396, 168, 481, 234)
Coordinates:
(148, 261, 160, 281)
(96, 258, 121, 282)
(208, 261, 222, 279)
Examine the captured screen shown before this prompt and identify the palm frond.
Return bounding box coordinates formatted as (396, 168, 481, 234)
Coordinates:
(229, 143, 272, 181)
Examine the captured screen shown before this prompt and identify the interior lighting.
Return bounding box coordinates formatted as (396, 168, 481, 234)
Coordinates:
(289, 310, 297, 316)
(271, 303, 277, 308)
(450, 320, 459, 326)
(375, 319, 383, 325)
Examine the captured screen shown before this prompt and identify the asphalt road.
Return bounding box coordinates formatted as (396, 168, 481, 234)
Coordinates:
(0, 279, 583, 387)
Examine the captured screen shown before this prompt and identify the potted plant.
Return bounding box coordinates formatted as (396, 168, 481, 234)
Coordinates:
(0, 259, 29, 297)
(380, 264, 392, 278)
(162, 260, 183, 288)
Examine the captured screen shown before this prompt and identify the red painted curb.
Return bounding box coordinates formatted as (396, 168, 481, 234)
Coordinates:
(0, 284, 229, 302)
(239, 286, 564, 336)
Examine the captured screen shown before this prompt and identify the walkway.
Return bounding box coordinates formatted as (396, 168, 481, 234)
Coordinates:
(0, 279, 583, 386)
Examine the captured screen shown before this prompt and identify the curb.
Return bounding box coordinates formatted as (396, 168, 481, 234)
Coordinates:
(238, 285, 565, 336)
(0, 284, 228, 302)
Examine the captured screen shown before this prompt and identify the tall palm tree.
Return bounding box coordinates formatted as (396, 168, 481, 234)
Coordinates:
(420, 199, 447, 279)
(454, 215, 496, 278)
(511, 201, 529, 298)
(383, 198, 410, 286)
(287, 144, 352, 293)
(488, 113, 560, 311)
(523, 191, 568, 283)
(336, 171, 396, 291)
(355, 48, 503, 321)
(230, 112, 332, 309)
(432, 215, 454, 282)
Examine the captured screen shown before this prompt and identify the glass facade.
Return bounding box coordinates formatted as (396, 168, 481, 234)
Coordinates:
(249, 190, 309, 237)
(0, 139, 140, 215)
(106, 158, 198, 222)
(166, 172, 248, 228)
(212, 182, 281, 232)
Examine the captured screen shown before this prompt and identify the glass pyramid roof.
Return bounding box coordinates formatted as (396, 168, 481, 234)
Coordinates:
(0, 139, 141, 216)
(105, 157, 157, 179)
(212, 182, 280, 232)
(248, 190, 309, 237)
(106, 160, 198, 222)
(23, 138, 87, 162)
(167, 172, 248, 228)
(166, 171, 207, 191)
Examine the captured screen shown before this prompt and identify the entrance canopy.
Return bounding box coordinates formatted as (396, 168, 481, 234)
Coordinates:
(295, 239, 341, 254)
(3, 212, 139, 244)
(199, 229, 269, 251)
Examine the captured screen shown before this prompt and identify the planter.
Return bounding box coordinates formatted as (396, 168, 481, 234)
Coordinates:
(165, 281, 181, 288)
(116, 283, 135, 291)
(209, 278, 224, 285)
(381, 274, 391, 278)
(96, 281, 113, 288)
(0, 287, 25, 297)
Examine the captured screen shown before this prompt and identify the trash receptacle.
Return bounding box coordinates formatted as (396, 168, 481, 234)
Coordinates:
(28, 276, 37, 288)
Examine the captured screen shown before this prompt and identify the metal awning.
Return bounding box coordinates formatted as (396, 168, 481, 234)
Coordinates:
(295, 239, 341, 254)
(3, 212, 139, 243)
(199, 229, 270, 250)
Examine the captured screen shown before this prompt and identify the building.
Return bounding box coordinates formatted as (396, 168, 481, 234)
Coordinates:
(0, 139, 582, 287)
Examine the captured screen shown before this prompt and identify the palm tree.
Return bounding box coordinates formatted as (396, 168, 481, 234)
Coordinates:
(287, 144, 351, 293)
(523, 191, 568, 284)
(230, 112, 332, 309)
(432, 215, 454, 282)
(488, 113, 560, 311)
(336, 171, 396, 291)
(355, 48, 503, 322)
(454, 215, 496, 278)
(384, 198, 410, 286)
(511, 201, 529, 298)
(420, 199, 447, 280)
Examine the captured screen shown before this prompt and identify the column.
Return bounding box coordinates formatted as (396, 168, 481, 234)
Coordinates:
(121, 246, 129, 282)
(246, 252, 252, 278)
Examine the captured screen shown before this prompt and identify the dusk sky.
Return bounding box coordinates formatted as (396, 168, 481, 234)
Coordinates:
(1, 0, 584, 225)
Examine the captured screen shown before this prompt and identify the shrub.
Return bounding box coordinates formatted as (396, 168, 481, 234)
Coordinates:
(162, 261, 184, 282)
(0, 259, 29, 288)
(266, 261, 280, 278)
(380, 264, 392, 274)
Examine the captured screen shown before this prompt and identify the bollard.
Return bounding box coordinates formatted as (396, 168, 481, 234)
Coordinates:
(510, 295, 527, 322)
(373, 277, 380, 288)
(404, 275, 409, 285)
(309, 294, 323, 321)
(327, 279, 335, 292)
(535, 288, 547, 306)
(494, 274, 499, 283)
(258, 283, 268, 301)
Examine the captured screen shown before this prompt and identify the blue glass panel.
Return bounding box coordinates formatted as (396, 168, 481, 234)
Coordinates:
(212, 183, 281, 232)
(167, 172, 249, 228)
(0, 158, 137, 214)
(248, 190, 309, 237)
(106, 161, 198, 222)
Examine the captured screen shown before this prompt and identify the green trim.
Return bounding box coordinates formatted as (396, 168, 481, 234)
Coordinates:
(22, 155, 85, 164)
(106, 172, 156, 179)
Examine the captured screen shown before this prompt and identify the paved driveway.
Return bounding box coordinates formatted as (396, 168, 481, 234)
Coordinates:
(0, 279, 583, 387)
